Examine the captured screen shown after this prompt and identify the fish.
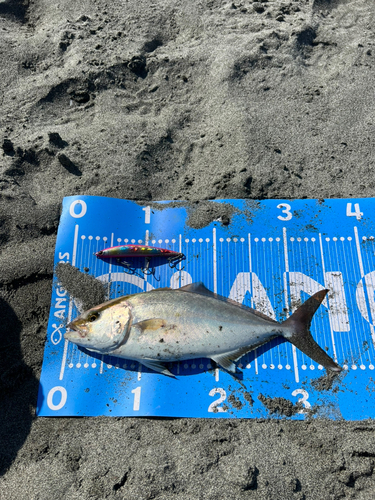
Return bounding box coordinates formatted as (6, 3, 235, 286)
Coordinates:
(65, 282, 341, 377)
(95, 244, 185, 275)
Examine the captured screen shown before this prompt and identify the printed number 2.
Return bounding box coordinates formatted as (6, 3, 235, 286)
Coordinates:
(277, 203, 292, 221)
(292, 389, 311, 414)
(346, 202, 363, 221)
(208, 388, 227, 413)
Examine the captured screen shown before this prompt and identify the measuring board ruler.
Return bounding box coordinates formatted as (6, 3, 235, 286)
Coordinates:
(37, 196, 375, 419)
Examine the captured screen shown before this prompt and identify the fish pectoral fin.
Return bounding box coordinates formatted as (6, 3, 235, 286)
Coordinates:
(141, 359, 175, 378)
(132, 318, 167, 331)
(211, 345, 256, 373)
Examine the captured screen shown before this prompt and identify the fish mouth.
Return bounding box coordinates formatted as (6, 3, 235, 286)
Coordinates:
(64, 322, 87, 341)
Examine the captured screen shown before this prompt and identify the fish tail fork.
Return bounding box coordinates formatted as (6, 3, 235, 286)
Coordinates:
(281, 290, 342, 372)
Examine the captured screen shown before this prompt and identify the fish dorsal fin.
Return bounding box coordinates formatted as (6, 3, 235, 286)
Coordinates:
(179, 282, 214, 296)
(179, 282, 278, 324)
(141, 359, 175, 378)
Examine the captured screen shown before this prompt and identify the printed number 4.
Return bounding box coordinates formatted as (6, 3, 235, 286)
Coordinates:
(346, 202, 363, 221)
(277, 203, 292, 221)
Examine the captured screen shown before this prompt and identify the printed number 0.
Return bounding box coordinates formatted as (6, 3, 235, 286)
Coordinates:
(292, 389, 311, 414)
(277, 203, 292, 221)
(208, 388, 227, 413)
(47, 386, 67, 411)
(69, 200, 87, 218)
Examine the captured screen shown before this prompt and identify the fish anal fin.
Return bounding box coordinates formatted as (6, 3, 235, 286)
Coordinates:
(211, 344, 259, 373)
(211, 354, 237, 373)
(141, 359, 175, 378)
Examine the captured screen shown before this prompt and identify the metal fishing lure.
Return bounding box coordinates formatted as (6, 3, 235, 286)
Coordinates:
(95, 244, 185, 275)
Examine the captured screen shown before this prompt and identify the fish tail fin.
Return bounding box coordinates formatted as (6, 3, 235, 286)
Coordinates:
(281, 289, 341, 372)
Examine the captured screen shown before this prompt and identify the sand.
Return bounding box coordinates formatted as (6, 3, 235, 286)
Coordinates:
(1, 0, 375, 498)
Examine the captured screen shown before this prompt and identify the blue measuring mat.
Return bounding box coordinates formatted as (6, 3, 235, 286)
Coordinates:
(37, 196, 375, 419)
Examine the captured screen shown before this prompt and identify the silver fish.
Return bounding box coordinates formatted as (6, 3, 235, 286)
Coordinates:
(65, 282, 341, 377)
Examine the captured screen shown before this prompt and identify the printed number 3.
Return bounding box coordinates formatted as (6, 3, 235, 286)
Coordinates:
(292, 389, 311, 414)
(277, 203, 292, 221)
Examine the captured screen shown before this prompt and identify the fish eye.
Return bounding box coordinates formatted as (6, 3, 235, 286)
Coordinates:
(97, 250, 103, 255)
(88, 312, 100, 322)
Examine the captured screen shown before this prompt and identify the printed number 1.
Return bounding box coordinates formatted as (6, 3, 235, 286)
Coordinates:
(277, 203, 292, 221)
(143, 206, 151, 224)
(131, 387, 141, 411)
(346, 202, 363, 221)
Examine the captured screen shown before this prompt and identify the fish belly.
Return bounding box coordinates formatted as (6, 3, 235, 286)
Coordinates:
(110, 290, 281, 362)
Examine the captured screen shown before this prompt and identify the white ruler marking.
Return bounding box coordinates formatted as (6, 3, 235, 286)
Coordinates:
(248, 233, 258, 374)
(364, 242, 375, 352)
(283, 227, 289, 304)
(59, 224, 80, 380)
(178, 234, 185, 287)
(354, 227, 365, 276)
(107, 233, 114, 298)
(341, 239, 356, 364)
(213, 227, 217, 294)
(319, 234, 338, 362)
(59, 223, 363, 386)
(283, 228, 299, 383)
(143, 230, 150, 290)
(354, 227, 372, 359)
(352, 230, 366, 363)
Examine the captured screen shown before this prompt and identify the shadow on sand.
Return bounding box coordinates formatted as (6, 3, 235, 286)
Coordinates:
(0, 297, 41, 476)
(78, 337, 287, 381)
